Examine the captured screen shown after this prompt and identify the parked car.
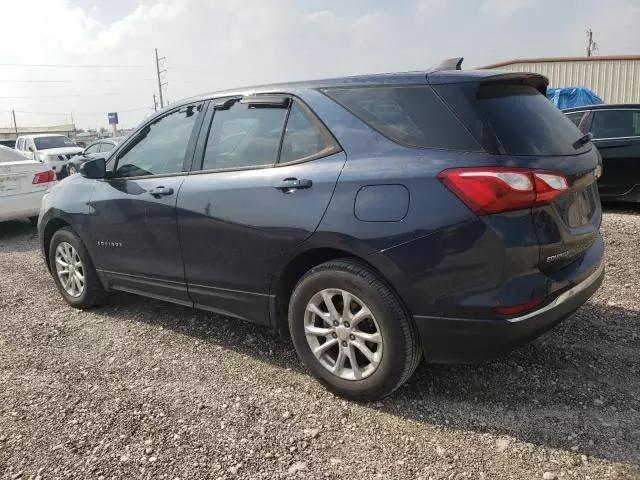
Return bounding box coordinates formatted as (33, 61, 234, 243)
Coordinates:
(64, 137, 124, 176)
(0, 145, 56, 224)
(15, 134, 83, 177)
(564, 104, 640, 204)
(39, 63, 604, 400)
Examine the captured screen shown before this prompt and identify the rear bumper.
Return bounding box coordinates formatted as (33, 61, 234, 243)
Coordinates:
(414, 260, 604, 363)
(0, 190, 45, 222)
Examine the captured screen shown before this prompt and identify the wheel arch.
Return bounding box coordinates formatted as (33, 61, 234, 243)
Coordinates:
(42, 218, 72, 273)
(270, 243, 411, 335)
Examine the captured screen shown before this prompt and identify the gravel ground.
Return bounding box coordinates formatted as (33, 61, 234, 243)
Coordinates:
(1, 208, 638, 480)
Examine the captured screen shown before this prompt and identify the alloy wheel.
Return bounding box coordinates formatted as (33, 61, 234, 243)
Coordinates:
(54, 242, 85, 297)
(304, 288, 383, 380)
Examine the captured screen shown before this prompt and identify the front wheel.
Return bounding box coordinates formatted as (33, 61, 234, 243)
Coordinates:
(68, 165, 77, 175)
(49, 227, 106, 309)
(288, 259, 422, 401)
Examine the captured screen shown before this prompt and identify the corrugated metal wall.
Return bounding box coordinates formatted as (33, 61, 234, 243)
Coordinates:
(487, 59, 640, 104)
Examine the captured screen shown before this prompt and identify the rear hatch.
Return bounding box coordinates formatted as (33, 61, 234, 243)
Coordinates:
(432, 74, 602, 272)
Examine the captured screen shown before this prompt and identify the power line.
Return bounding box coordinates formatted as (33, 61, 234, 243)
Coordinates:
(0, 78, 155, 83)
(0, 63, 146, 69)
(9, 107, 151, 115)
(0, 92, 147, 99)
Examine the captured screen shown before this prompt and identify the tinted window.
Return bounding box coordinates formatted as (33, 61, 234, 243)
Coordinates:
(280, 102, 332, 163)
(202, 101, 287, 171)
(435, 83, 588, 156)
(34, 136, 75, 150)
(115, 104, 201, 178)
(590, 110, 640, 139)
(84, 143, 100, 154)
(324, 86, 482, 151)
(100, 142, 116, 153)
(566, 112, 585, 128)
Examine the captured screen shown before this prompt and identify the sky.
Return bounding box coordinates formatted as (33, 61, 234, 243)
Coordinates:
(0, 0, 638, 130)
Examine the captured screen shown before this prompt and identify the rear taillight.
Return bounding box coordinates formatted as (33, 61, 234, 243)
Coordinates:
(438, 167, 569, 215)
(32, 170, 56, 184)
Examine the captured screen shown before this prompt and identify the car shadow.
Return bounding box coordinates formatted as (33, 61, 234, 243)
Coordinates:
(96, 293, 639, 466)
(602, 202, 640, 215)
(0, 219, 38, 252)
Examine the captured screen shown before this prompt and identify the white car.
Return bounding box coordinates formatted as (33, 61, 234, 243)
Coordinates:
(0, 145, 57, 224)
(14, 134, 83, 175)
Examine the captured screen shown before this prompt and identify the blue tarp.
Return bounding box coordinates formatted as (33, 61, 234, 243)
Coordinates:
(547, 87, 603, 109)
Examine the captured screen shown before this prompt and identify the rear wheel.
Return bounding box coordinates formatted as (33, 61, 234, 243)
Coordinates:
(288, 259, 422, 401)
(49, 227, 106, 309)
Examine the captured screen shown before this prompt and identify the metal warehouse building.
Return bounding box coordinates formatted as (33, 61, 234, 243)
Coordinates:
(481, 55, 640, 104)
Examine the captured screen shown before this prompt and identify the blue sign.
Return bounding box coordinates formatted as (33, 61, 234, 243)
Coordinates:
(108, 112, 119, 125)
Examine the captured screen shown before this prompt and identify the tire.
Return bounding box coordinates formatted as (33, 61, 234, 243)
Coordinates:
(68, 165, 77, 175)
(288, 259, 422, 401)
(49, 227, 106, 309)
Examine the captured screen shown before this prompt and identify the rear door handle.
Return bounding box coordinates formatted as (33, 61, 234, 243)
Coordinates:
(148, 186, 174, 198)
(274, 178, 312, 193)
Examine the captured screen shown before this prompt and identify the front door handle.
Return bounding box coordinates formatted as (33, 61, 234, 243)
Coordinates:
(148, 186, 174, 198)
(274, 178, 312, 193)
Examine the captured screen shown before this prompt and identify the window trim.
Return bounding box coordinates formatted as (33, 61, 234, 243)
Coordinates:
(320, 84, 485, 153)
(189, 94, 342, 176)
(588, 108, 640, 140)
(107, 101, 207, 181)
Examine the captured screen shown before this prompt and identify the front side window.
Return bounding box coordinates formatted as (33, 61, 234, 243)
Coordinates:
(202, 101, 288, 171)
(100, 142, 116, 153)
(34, 136, 75, 150)
(566, 112, 585, 129)
(590, 110, 640, 139)
(25, 138, 35, 151)
(115, 104, 201, 178)
(84, 143, 100, 154)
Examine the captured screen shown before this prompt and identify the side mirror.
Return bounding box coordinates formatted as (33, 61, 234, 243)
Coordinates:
(80, 157, 107, 179)
(28, 146, 35, 153)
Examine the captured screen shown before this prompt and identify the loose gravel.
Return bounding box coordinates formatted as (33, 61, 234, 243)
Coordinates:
(1, 207, 638, 480)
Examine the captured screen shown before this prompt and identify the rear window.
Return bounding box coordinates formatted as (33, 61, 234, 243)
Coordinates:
(434, 83, 589, 156)
(324, 86, 482, 152)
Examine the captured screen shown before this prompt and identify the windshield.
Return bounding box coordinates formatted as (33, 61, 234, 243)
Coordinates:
(34, 136, 76, 150)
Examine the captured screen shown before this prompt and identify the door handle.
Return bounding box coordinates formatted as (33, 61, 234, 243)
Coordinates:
(274, 178, 312, 193)
(148, 186, 174, 198)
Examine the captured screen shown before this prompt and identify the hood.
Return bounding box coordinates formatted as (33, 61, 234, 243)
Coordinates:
(39, 147, 84, 155)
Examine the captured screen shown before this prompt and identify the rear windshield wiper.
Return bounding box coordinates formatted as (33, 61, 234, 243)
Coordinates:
(573, 132, 593, 150)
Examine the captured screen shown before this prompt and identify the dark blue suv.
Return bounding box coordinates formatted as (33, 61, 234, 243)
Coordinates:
(39, 62, 605, 400)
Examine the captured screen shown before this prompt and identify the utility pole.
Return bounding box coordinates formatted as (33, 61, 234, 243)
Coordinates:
(153, 93, 158, 112)
(155, 48, 167, 109)
(586, 29, 598, 57)
(11, 110, 18, 136)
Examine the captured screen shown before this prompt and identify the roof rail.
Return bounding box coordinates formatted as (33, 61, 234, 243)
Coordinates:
(429, 57, 464, 72)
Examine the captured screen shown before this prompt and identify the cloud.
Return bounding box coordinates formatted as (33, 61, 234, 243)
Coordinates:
(480, 0, 535, 17)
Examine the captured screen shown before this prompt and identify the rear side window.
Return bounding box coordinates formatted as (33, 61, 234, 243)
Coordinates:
(202, 101, 288, 171)
(590, 110, 640, 139)
(280, 102, 334, 163)
(435, 83, 588, 156)
(16, 138, 24, 150)
(324, 86, 482, 152)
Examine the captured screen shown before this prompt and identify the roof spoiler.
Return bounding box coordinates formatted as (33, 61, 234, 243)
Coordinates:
(429, 57, 464, 72)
